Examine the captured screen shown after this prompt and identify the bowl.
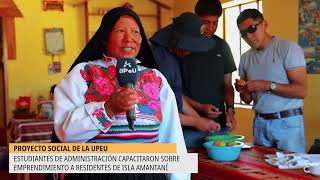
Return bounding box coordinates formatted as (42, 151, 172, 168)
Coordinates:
(203, 141, 243, 161)
(205, 134, 244, 143)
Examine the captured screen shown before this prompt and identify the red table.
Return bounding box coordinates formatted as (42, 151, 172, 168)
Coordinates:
(192, 146, 320, 180)
(9, 118, 54, 143)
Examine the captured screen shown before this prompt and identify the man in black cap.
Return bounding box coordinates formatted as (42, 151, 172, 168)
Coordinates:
(150, 12, 221, 145)
(180, 0, 237, 148)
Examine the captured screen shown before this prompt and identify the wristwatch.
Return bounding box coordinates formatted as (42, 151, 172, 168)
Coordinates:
(270, 82, 277, 91)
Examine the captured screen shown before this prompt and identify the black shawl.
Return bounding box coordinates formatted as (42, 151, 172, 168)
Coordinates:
(68, 7, 157, 72)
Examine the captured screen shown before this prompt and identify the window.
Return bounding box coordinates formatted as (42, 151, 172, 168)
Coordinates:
(216, 0, 262, 105)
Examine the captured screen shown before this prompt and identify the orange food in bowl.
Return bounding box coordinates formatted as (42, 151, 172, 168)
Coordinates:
(226, 141, 238, 146)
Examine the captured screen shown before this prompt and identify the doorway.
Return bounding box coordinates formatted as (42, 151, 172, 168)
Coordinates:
(0, 17, 7, 145)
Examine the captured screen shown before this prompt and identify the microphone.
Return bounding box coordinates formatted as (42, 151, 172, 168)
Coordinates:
(116, 58, 138, 130)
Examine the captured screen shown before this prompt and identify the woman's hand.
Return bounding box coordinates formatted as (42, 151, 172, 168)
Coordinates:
(104, 88, 138, 117)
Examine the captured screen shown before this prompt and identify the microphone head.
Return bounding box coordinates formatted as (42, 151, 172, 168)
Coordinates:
(116, 58, 138, 87)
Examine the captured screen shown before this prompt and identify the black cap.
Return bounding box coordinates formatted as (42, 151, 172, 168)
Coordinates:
(150, 12, 215, 52)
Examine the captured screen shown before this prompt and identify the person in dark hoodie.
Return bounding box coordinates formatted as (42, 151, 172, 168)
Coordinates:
(150, 12, 221, 149)
(181, 0, 237, 148)
(52, 7, 188, 180)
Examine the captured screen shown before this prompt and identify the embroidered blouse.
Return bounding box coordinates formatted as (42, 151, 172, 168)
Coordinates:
(53, 57, 186, 150)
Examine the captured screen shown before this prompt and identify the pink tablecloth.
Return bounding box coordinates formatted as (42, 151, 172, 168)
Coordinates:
(192, 146, 320, 180)
(9, 118, 54, 143)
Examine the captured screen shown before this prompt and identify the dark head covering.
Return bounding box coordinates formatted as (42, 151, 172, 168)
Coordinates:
(237, 9, 264, 26)
(149, 12, 215, 52)
(69, 7, 157, 72)
(195, 0, 222, 17)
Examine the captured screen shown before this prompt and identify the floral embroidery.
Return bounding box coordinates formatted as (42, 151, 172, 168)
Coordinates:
(92, 108, 104, 118)
(81, 63, 163, 122)
(103, 121, 112, 129)
(136, 69, 162, 121)
(107, 65, 116, 79)
(82, 64, 116, 103)
(92, 108, 111, 129)
(80, 69, 91, 83)
(85, 94, 99, 102)
(142, 82, 159, 100)
(93, 77, 114, 97)
(137, 91, 148, 105)
(89, 65, 107, 77)
(104, 56, 113, 62)
(147, 99, 161, 111)
(140, 70, 162, 87)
